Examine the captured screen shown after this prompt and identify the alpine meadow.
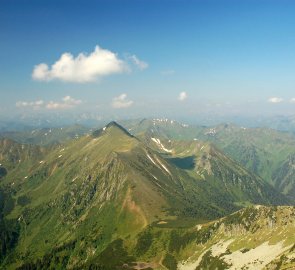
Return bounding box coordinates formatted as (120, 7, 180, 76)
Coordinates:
(1, 1, 295, 269)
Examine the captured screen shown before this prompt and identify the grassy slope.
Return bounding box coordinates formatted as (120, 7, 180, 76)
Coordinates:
(143, 135, 289, 208)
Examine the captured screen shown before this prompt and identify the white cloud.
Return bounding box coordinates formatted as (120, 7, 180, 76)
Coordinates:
(111, 93, 133, 109)
(16, 100, 44, 109)
(16, 96, 81, 110)
(128, 55, 148, 70)
(178, 91, 187, 101)
(46, 96, 82, 110)
(16, 101, 28, 107)
(268, 97, 283, 103)
(290, 98, 295, 103)
(32, 45, 127, 83)
(35, 100, 44, 106)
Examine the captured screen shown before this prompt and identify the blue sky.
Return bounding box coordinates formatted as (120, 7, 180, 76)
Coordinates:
(1, 0, 295, 120)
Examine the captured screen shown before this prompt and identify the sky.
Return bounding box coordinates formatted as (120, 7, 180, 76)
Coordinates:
(1, 0, 295, 121)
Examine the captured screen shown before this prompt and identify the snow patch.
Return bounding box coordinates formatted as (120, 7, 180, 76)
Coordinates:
(151, 137, 172, 152)
(205, 128, 216, 136)
(155, 156, 171, 176)
(152, 174, 158, 180)
(146, 153, 157, 166)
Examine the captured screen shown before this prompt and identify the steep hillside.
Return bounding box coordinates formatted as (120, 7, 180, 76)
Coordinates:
(196, 124, 295, 201)
(0, 138, 50, 265)
(273, 154, 295, 200)
(0, 138, 49, 184)
(198, 124, 295, 181)
(145, 136, 288, 208)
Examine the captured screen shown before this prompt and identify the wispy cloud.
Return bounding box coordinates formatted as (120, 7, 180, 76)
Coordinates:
(46, 96, 82, 110)
(268, 97, 283, 103)
(16, 96, 82, 110)
(112, 93, 133, 109)
(16, 100, 44, 110)
(32, 45, 128, 83)
(178, 91, 187, 101)
(128, 55, 148, 70)
(290, 98, 295, 103)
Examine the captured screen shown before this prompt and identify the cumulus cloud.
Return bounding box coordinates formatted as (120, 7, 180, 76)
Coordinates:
(46, 96, 82, 110)
(268, 97, 283, 103)
(178, 91, 188, 101)
(128, 55, 148, 70)
(32, 45, 127, 83)
(16, 96, 82, 110)
(111, 94, 133, 109)
(16, 100, 44, 109)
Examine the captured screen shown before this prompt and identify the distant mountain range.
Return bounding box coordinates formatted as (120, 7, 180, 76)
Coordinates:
(0, 125, 89, 146)
(0, 119, 295, 269)
(2, 113, 295, 132)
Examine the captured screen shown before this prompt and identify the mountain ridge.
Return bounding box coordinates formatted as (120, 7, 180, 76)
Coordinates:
(0, 121, 293, 269)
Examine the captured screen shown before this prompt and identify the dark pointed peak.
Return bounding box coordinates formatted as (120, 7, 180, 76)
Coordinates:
(138, 118, 148, 125)
(106, 121, 123, 129)
(92, 121, 134, 138)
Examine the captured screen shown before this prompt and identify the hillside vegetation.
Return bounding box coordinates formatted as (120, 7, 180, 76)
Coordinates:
(0, 121, 294, 269)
